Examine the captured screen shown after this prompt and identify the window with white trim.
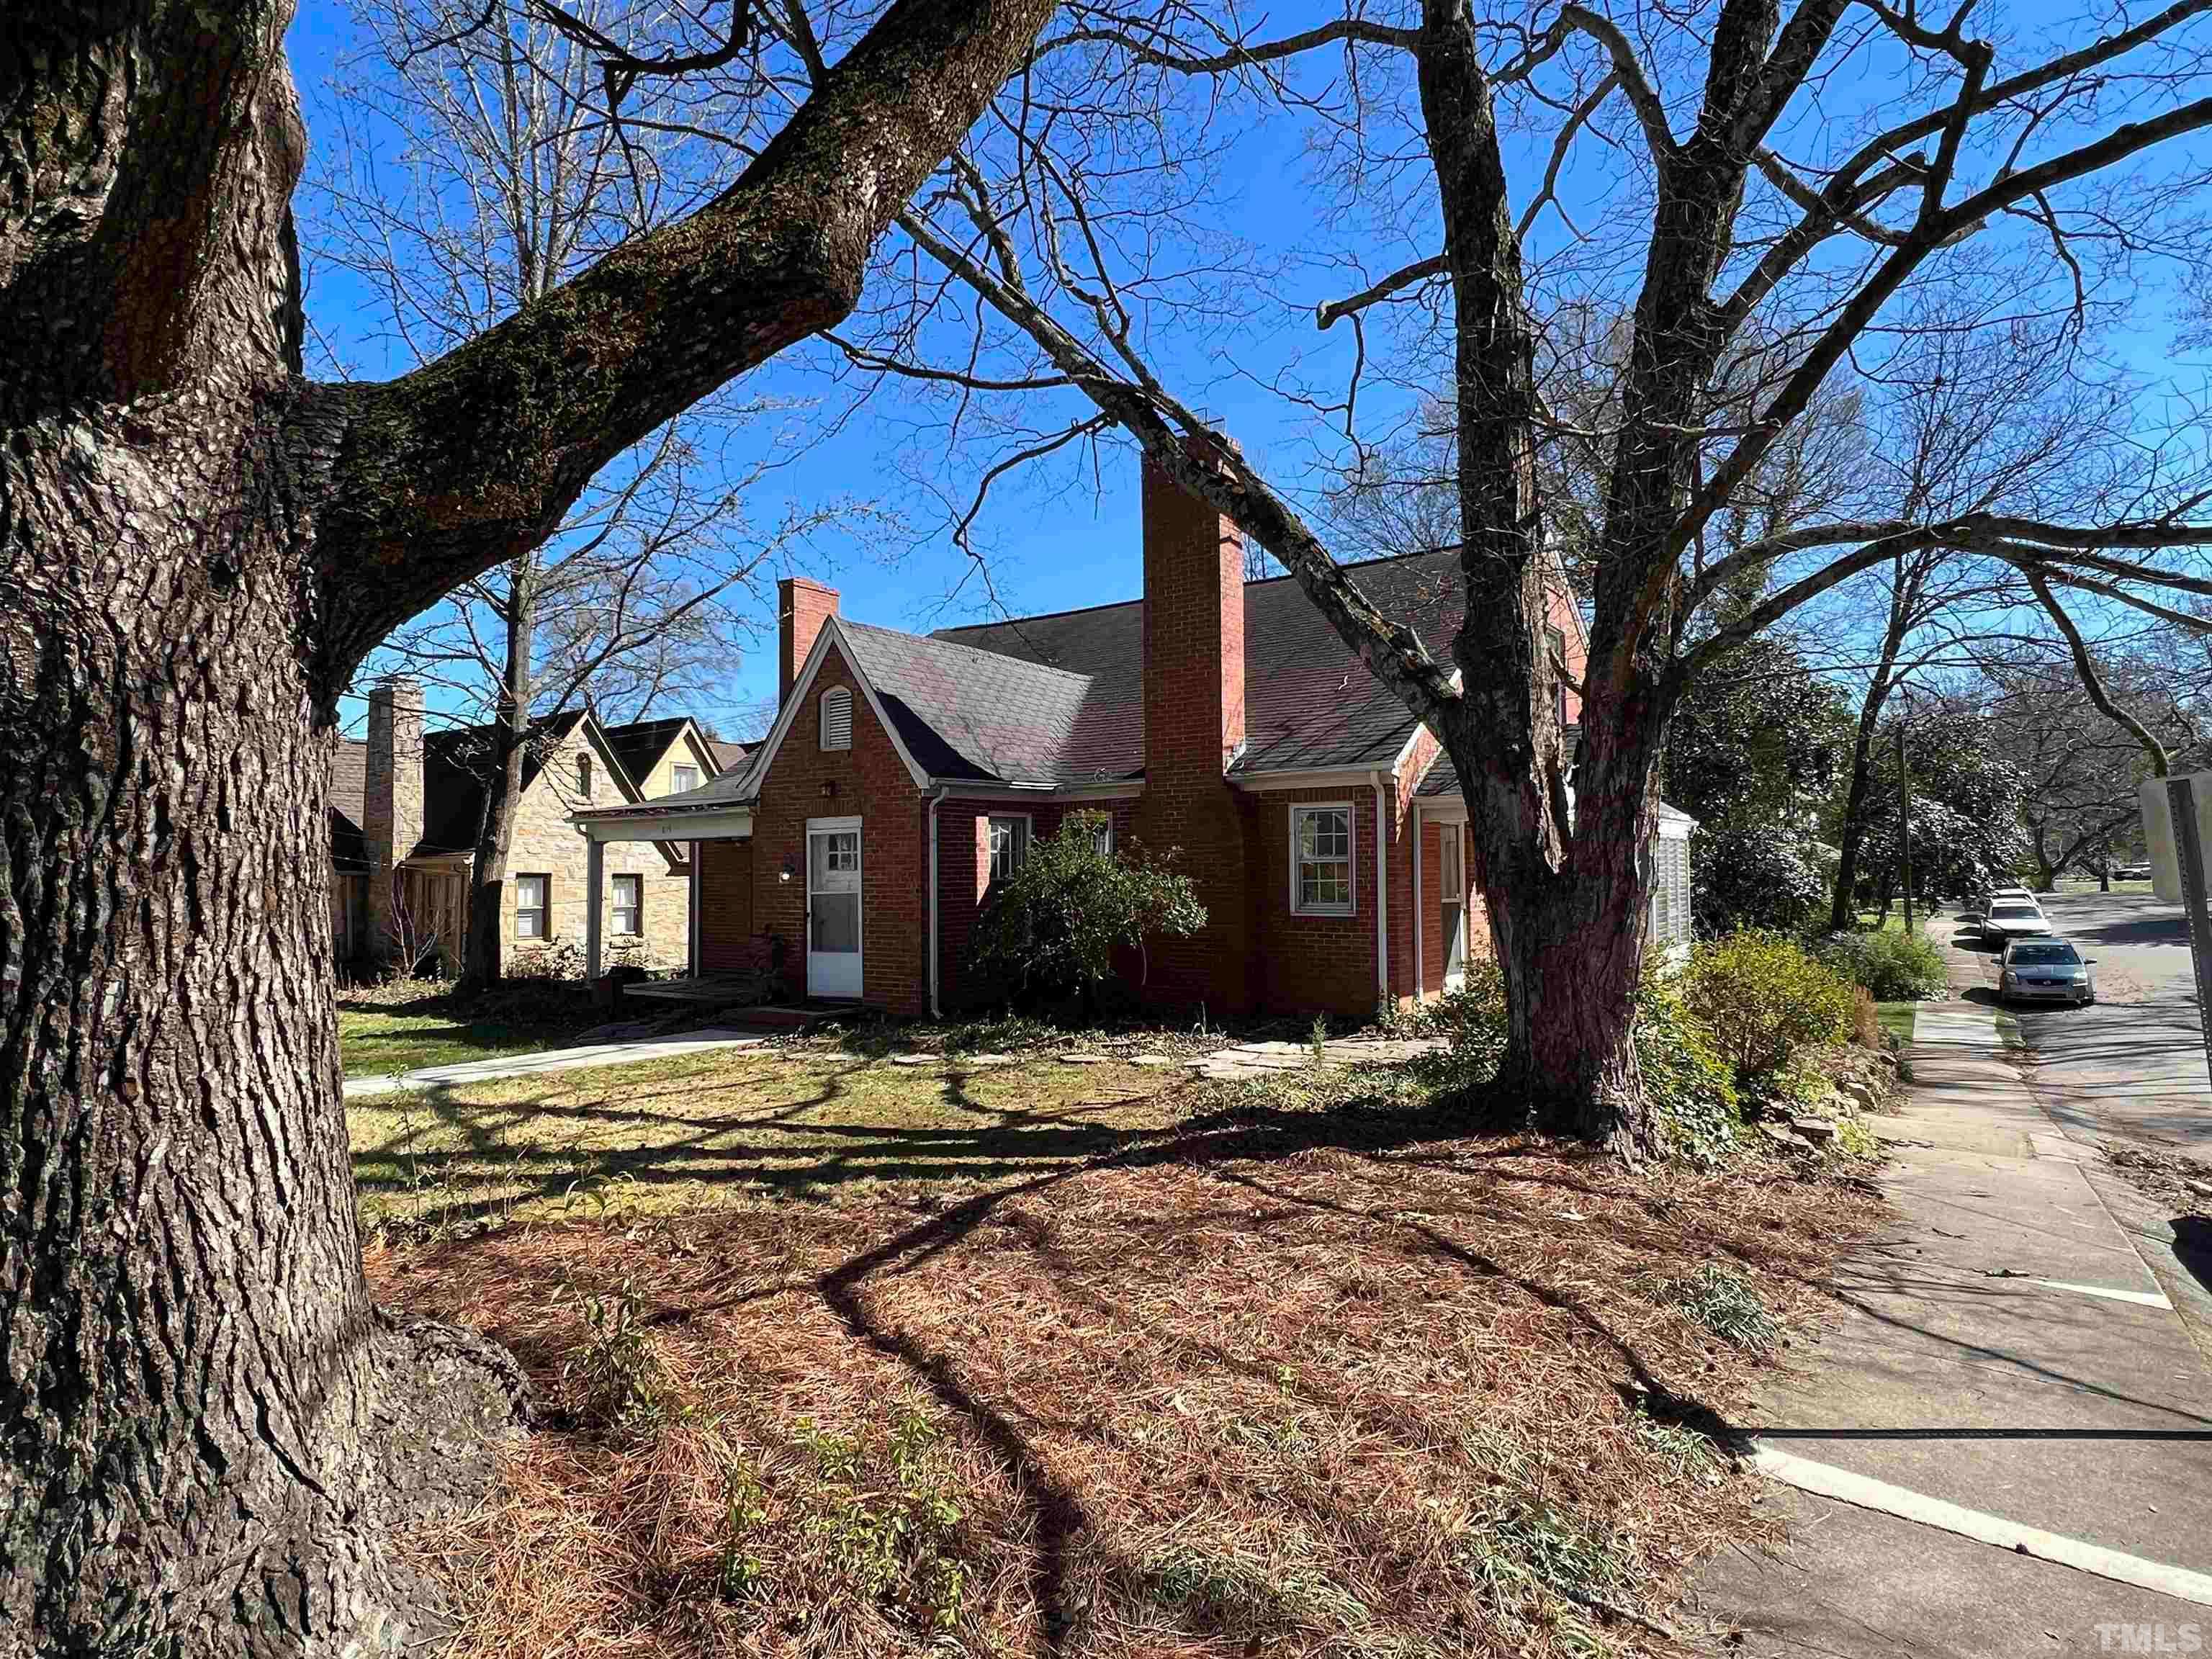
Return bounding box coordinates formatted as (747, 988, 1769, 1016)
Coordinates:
(1074, 811, 1113, 858)
(670, 763, 698, 794)
(611, 873, 642, 937)
(1291, 805, 1354, 915)
(819, 685, 853, 750)
(515, 873, 549, 940)
(988, 816, 1030, 883)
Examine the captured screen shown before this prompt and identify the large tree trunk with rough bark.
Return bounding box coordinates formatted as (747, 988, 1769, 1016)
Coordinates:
(0, 0, 1059, 1646)
(1, 392, 529, 1653)
(1827, 683, 1888, 930)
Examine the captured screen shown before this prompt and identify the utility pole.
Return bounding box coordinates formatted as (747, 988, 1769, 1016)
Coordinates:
(1899, 713, 1914, 940)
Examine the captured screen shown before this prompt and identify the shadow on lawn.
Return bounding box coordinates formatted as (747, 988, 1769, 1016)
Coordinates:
(355, 1058, 1505, 1238)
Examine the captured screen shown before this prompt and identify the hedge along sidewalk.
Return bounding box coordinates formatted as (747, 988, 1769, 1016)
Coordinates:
(1691, 974, 2212, 1655)
(342, 1026, 770, 1100)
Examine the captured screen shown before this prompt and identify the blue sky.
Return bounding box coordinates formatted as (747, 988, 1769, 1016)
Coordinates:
(288, 1, 2212, 742)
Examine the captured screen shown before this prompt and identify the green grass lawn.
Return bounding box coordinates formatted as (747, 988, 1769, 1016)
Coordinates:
(1874, 1001, 1920, 1046)
(349, 1040, 1195, 1236)
(338, 981, 603, 1077)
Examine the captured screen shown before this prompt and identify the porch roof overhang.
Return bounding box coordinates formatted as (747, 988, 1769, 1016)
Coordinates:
(572, 802, 755, 842)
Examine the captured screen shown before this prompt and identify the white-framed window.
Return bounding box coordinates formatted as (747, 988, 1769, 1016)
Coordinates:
(988, 815, 1030, 883)
(515, 873, 549, 939)
(611, 873, 642, 936)
(819, 685, 853, 751)
(1290, 804, 1355, 916)
(577, 754, 594, 799)
(670, 763, 698, 794)
(1074, 811, 1113, 858)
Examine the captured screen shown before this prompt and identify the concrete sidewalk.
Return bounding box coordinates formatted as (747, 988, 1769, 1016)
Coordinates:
(1691, 997, 2212, 1655)
(343, 1025, 769, 1100)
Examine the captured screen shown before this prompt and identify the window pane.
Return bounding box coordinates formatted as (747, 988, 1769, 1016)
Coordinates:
(989, 817, 1028, 881)
(612, 876, 641, 935)
(671, 765, 698, 793)
(811, 891, 860, 953)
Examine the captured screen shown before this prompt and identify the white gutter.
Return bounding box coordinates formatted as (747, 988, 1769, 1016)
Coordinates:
(1373, 771, 1390, 1009)
(927, 784, 948, 1018)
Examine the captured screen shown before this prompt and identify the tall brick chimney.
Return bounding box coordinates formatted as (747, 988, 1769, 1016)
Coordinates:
(1133, 438, 1252, 1011)
(364, 676, 424, 962)
(778, 577, 839, 705)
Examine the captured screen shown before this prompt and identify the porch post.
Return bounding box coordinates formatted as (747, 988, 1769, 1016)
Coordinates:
(1412, 804, 1424, 1004)
(585, 834, 605, 981)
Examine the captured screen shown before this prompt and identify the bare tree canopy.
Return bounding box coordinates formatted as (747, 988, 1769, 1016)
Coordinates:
(814, 0, 2212, 1151)
(0, 0, 1057, 1649)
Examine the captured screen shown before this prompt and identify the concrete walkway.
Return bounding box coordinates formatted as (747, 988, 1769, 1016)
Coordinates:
(343, 1026, 768, 1100)
(1691, 983, 2212, 1654)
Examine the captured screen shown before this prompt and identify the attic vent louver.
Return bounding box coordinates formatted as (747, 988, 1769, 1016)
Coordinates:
(820, 685, 853, 751)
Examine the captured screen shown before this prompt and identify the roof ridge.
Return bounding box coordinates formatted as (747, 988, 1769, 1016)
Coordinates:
(844, 616, 1096, 688)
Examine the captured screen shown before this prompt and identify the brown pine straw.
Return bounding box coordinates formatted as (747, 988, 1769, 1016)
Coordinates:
(374, 1092, 1882, 1658)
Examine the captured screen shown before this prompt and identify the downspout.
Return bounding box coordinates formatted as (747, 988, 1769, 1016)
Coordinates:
(1411, 804, 1424, 1005)
(927, 784, 948, 1018)
(1372, 772, 1390, 1011)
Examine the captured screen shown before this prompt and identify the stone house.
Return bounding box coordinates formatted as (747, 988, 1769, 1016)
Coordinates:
(571, 448, 1693, 1017)
(328, 691, 727, 973)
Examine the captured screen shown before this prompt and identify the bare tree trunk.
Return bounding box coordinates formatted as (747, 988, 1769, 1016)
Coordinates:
(459, 558, 539, 992)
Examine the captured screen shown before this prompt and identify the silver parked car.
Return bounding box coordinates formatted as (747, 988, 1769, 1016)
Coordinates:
(1998, 937, 2096, 1007)
(1979, 897, 2052, 946)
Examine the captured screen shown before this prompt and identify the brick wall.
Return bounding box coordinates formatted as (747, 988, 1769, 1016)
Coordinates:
(935, 796, 1138, 1010)
(722, 638, 929, 1015)
(506, 721, 690, 972)
(696, 837, 755, 972)
(1251, 788, 1381, 1017)
(1131, 444, 1256, 1015)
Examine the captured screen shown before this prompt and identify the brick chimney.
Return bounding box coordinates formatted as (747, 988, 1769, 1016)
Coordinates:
(1140, 436, 1246, 776)
(1133, 437, 1252, 1012)
(364, 676, 424, 963)
(778, 577, 839, 705)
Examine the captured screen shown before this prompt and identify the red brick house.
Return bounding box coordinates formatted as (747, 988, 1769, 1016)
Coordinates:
(571, 454, 1673, 1019)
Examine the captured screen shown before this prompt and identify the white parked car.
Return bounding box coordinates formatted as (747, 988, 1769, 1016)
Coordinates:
(1998, 937, 2096, 1007)
(1980, 897, 2052, 946)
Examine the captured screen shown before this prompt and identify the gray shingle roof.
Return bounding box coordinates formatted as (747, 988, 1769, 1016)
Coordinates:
(839, 621, 1107, 784)
(935, 549, 1465, 778)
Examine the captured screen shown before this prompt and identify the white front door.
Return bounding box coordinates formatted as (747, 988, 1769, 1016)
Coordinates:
(1440, 825, 1467, 989)
(806, 819, 863, 999)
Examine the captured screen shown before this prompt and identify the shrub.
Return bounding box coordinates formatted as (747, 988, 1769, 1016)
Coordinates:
(1682, 931, 1856, 1089)
(968, 822, 1205, 1004)
(1636, 970, 1740, 1166)
(1850, 986, 1881, 1050)
(1691, 820, 1829, 936)
(1810, 927, 1948, 1002)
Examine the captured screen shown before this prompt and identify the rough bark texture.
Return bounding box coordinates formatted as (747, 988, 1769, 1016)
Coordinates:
(0, 0, 1060, 1647)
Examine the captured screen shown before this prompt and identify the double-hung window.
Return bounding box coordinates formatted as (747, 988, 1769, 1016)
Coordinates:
(611, 874, 642, 937)
(670, 763, 698, 794)
(515, 874, 549, 940)
(1076, 812, 1113, 858)
(987, 816, 1030, 884)
(1291, 805, 1354, 915)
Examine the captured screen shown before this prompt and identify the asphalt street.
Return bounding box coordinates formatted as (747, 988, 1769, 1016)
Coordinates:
(1949, 889, 2212, 1163)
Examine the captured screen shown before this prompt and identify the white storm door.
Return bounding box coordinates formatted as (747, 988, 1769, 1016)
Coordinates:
(806, 819, 863, 999)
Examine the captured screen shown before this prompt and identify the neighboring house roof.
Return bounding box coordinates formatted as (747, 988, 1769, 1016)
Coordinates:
(601, 714, 701, 791)
(705, 737, 755, 771)
(331, 737, 370, 873)
(334, 709, 707, 863)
